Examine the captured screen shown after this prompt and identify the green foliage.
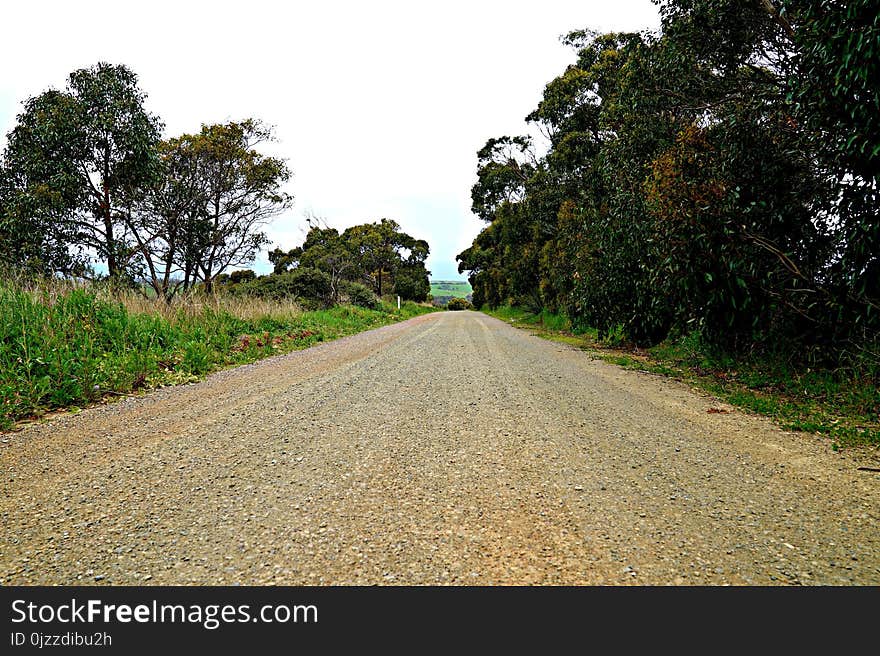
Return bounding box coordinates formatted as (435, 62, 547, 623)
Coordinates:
(0, 163, 83, 276)
(2, 62, 162, 279)
(237, 267, 334, 308)
(0, 279, 435, 429)
(785, 0, 880, 177)
(270, 217, 430, 302)
(446, 297, 472, 311)
(469, 137, 536, 222)
(458, 0, 880, 364)
(339, 281, 380, 309)
(783, 0, 880, 321)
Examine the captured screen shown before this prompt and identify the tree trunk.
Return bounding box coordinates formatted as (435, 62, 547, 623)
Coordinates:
(103, 207, 117, 277)
(101, 152, 118, 278)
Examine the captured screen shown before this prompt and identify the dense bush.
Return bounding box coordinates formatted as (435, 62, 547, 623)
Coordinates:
(339, 281, 380, 309)
(237, 267, 333, 308)
(393, 266, 431, 302)
(457, 1, 880, 365)
(446, 297, 472, 311)
(228, 269, 257, 284)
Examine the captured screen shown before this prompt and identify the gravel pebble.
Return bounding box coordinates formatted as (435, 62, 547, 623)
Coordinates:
(1, 311, 878, 585)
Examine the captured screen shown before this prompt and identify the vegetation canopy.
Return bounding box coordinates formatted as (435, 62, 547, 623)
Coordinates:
(268, 216, 431, 304)
(457, 0, 880, 370)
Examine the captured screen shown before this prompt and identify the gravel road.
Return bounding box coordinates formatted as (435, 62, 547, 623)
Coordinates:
(2, 310, 878, 585)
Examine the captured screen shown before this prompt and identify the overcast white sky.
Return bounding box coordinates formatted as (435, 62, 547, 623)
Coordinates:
(0, 0, 659, 280)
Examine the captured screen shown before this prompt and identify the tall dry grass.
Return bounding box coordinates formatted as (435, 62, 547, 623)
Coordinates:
(0, 274, 431, 429)
(122, 290, 305, 323)
(7, 274, 306, 323)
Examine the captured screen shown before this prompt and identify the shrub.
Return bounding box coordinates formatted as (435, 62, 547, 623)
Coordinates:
(446, 297, 472, 311)
(237, 268, 333, 308)
(229, 269, 257, 284)
(339, 281, 380, 309)
(393, 267, 430, 301)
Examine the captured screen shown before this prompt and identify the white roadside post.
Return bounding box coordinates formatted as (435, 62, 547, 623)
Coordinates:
(397, 295, 401, 310)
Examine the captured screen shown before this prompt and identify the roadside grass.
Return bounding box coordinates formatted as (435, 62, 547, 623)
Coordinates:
(484, 306, 880, 449)
(0, 278, 434, 430)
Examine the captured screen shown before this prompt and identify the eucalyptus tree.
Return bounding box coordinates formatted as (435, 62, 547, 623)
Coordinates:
(0, 162, 82, 275)
(342, 218, 428, 298)
(271, 217, 430, 301)
(783, 0, 880, 324)
(3, 62, 162, 279)
(126, 135, 209, 302)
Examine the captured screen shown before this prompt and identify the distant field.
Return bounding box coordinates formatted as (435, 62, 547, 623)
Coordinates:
(430, 280, 472, 299)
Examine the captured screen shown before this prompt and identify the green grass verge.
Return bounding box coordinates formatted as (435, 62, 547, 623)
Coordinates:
(484, 305, 880, 449)
(0, 281, 434, 430)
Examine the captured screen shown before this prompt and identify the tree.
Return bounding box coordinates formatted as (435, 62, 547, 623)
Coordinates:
(269, 217, 357, 303)
(3, 63, 162, 279)
(342, 218, 429, 298)
(191, 120, 292, 293)
(470, 137, 536, 222)
(133, 120, 292, 295)
(269, 217, 430, 302)
(783, 0, 880, 317)
(297, 216, 358, 303)
(0, 163, 83, 275)
(126, 135, 207, 301)
(457, 221, 501, 308)
(394, 237, 431, 301)
(268, 246, 302, 275)
(457, 0, 880, 361)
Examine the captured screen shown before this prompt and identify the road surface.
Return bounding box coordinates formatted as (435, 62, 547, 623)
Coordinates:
(2, 311, 878, 584)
